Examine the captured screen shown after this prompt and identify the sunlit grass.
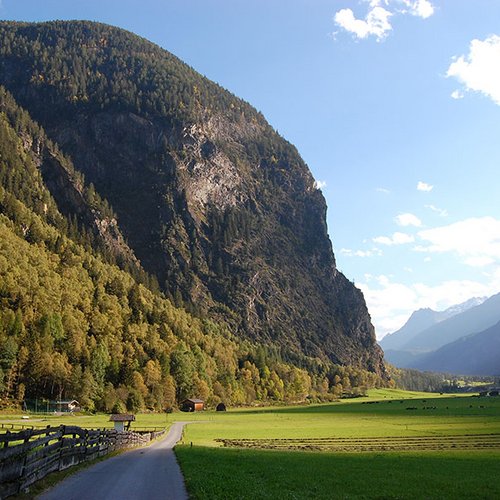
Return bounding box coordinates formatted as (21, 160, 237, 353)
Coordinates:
(174, 390, 500, 499)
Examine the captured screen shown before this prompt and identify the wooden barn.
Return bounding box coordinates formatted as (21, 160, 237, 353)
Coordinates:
(109, 414, 135, 432)
(181, 399, 204, 412)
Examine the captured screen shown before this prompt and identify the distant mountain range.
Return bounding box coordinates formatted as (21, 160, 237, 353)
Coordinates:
(380, 293, 500, 376)
(414, 320, 500, 376)
(380, 297, 486, 351)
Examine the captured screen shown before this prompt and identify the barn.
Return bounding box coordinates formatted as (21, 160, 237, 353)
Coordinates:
(181, 399, 204, 412)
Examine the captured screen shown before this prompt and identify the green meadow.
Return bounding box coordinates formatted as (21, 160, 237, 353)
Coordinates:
(175, 390, 500, 499)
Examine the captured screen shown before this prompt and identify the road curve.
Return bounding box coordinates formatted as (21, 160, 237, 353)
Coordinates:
(38, 422, 189, 500)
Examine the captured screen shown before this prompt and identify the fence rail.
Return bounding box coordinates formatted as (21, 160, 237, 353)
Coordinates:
(0, 424, 165, 498)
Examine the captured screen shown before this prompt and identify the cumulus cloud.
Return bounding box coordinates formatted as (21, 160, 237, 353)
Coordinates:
(314, 180, 327, 189)
(334, 6, 392, 41)
(400, 0, 434, 19)
(373, 232, 414, 245)
(334, 0, 434, 41)
(447, 35, 500, 105)
(359, 273, 500, 338)
(395, 213, 422, 227)
(415, 216, 500, 267)
(417, 181, 433, 192)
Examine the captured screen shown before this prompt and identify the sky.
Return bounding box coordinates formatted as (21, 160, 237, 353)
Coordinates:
(2, 0, 500, 338)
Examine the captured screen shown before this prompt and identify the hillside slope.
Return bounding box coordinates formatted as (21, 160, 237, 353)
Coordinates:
(409, 321, 500, 376)
(0, 20, 384, 374)
(0, 86, 387, 409)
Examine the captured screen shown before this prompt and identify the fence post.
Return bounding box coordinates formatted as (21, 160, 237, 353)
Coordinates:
(17, 428, 34, 494)
(58, 425, 66, 471)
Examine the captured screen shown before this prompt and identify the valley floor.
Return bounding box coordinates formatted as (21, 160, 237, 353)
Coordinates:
(1, 389, 499, 498)
(174, 389, 500, 499)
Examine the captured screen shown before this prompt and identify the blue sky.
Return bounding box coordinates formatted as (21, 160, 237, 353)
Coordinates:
(2, 0, 500, 337)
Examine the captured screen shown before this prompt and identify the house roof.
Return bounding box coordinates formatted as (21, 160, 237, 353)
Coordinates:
(58, 400, 79, 405)
(109, 414, 136, 422)
(184, 399, 204, 404)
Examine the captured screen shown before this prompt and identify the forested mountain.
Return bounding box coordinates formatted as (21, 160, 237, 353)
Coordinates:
(0, 21, 386, 410)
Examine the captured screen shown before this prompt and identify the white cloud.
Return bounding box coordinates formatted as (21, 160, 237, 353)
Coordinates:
(447, 35, 500, 106)
(451, 90, 464, 100)
(334, 1, 434, 41)
(314, 180, 327, 189)
(373, 232, 414, 245)
(360, 273, 500, 338)
(425, 204, 448, 217)
(417, 181, 433, 192)
(341, 247, 382, 257)
(415, 216, 500, 267)
(395, 213, 422, 227)
(376, 187, 391, 194)
(334, 6, 392, 41)
(401, 0, 434, 19)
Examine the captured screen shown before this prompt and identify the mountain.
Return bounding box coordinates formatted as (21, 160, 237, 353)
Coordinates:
(409, 321, 500, 376)
(400, 292, 500, 352)
(0, 20, 387, 409)
(383, 293, 500, 372)
(380, 297, 487, 351)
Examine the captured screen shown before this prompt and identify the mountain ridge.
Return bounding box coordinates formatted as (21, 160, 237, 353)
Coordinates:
(409, 320, 500, 376)
(383, 293, 500, 374)
(380, 296, 487, 351)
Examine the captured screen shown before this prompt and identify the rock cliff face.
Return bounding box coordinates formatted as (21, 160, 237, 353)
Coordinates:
(0, 21, 385, 375)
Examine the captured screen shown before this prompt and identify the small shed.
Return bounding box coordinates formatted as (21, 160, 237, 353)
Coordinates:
(109, 414, 135, 432)
(216, 402, 226, 412)
(181, 399, 204, 412)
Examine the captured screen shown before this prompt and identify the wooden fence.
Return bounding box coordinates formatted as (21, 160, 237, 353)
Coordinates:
(0, 425, 165, 498)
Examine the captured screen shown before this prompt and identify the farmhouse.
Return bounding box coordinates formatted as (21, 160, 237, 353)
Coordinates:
(57, 400, 80, 412)
(109, 413, 135, 432)
(181, 399, 204, 412)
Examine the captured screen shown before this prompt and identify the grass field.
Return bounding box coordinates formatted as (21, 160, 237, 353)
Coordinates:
(174, 390, 500, 499)
(2, 389, 499, 498)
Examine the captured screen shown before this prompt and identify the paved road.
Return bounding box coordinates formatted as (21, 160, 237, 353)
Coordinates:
(38, 422, 189, 500)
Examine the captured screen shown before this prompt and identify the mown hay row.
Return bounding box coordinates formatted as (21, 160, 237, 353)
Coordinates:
(217, 434, 500, 453)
